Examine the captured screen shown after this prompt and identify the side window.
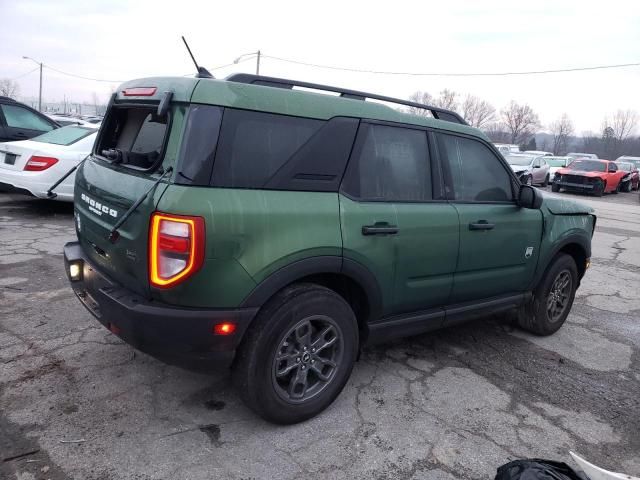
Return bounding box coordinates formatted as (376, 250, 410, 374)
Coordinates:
(608, 163, 617, 172)
(1, 104, 54, 132)
(212, 109, 323, 188)
(341, 123, 432, 202)
(533, 158, 540, 167)
(437, 133, 513, 202)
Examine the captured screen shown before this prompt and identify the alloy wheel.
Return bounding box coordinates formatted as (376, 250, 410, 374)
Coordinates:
(271, 315, 344, 403)
(546, 270, 572, 323)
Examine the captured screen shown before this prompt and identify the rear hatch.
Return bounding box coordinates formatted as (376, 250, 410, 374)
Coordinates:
(74, 77, 197, 296)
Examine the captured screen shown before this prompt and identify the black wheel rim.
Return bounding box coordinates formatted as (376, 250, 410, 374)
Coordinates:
(271, 315, 344, 403)
(546, 270, 572, 323)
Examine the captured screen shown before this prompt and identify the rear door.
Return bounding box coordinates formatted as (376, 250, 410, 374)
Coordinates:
(340, 121, 459, 318)
(74, 94, 186, 296)
(0, 103, 57, 141)
(435, 132, 543, 303)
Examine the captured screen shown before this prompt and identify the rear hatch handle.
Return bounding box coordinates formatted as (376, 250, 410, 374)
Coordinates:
(108, 167, 173, 243)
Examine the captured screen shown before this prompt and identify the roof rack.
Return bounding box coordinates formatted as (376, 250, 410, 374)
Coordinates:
(225, 73, 468, 126)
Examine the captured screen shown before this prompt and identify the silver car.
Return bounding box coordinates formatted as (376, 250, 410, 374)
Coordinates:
(505, 154, 551, 186)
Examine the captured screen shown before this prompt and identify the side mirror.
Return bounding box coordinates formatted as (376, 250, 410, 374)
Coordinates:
(533, 164, 541, 168)
(518, 185, 543, 209)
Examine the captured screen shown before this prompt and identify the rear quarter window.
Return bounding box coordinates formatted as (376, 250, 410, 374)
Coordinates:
(211, 109, 323, 188)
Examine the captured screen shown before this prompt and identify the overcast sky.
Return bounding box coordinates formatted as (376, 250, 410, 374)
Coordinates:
(1, 0, 639, 133)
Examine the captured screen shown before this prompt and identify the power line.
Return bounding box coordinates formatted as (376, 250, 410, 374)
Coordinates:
(262, 55, 640, 77)
(10, 67, 39, 80)
(42, 64, 123, 83)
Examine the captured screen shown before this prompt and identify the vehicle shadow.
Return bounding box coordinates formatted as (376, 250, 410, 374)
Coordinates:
(0, 192, 74, 217)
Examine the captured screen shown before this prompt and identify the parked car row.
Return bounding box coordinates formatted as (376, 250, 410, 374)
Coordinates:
(0, 96, 103, 201)
(551, 158, 639, 196)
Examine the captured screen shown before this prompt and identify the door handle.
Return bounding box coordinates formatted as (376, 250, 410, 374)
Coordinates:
(469, 220, 495, 231)
(362, 222, 399, 235)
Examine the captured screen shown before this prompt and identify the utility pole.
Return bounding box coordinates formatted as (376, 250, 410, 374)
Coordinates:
(22, 56, 43, 112)
(234, 51, 262, 76)
(38, 61, 42, 112)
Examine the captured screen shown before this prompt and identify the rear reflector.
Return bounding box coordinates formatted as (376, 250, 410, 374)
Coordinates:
(149, 212, 205, 288)
(214, 323, 236, 335)
(122, 87, 157, 97)
(24, 156, 59, 171)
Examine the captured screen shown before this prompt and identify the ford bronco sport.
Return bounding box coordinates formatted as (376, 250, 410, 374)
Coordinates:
(63, 74, 595, 424)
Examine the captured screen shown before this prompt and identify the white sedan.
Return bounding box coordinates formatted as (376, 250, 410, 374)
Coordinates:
(0, 125, 98, 202)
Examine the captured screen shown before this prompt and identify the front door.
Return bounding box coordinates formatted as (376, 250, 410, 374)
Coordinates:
(435, 132, 543, 303)
(340, 122, 459, 319)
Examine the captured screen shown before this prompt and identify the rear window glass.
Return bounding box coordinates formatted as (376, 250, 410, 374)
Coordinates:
(96, 107, 168, 170)
(212, 109, 323, 188)
(32, 126, 96, 146)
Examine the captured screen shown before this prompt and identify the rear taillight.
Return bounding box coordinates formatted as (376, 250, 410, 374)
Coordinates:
(24, 156, 58, 171)
(149, 212, 205, 288)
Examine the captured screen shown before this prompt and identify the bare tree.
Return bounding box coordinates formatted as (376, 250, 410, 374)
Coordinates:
(550, 113, 574, 155)
(433, 89, 458, 111)
(407, 91, 434, 117)
(610, 109, 638, 142)
(484, 122, 510, 143)
(501, 101, 540, 145)
(461, 95, 496, 128)
(0, 78, 20, 99)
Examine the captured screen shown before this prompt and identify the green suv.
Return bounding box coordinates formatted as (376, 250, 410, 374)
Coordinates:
(63, 74, 595, 423)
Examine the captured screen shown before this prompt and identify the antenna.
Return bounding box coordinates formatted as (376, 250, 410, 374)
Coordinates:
(181, 36, 213, 79)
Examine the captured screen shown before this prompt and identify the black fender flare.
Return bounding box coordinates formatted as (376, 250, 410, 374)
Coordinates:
(529, 234, 591, 290)
(240, 256, 383, 322)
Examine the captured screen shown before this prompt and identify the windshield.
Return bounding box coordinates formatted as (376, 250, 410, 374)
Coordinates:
(568, 160, 606, 172)
(506, 155, 534, 166)
(31, 125, 96, 146)
(547, 158, 568, 167)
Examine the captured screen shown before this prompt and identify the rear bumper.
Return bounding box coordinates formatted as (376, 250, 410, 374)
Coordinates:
(0, 167, 74, 201)
(64, 242, 258, 371)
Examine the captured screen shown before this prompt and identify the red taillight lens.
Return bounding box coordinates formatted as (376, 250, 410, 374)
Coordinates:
(122, 87, 157, 97)
(149, 212, 205, 288)
(24, 156, 58, 171)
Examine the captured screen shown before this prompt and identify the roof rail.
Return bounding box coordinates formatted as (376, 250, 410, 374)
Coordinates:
(225, 73, 468, 126)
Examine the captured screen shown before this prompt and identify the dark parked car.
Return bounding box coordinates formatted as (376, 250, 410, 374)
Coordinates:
(616, 161, 639, 192)
(0, 96, 59, 143)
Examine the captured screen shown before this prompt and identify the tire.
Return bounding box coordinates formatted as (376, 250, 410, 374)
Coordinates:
(232, 283, 358, 424)
(517, 253, 578, 336)
(542, 174, 549, 187)
(551, 183, 560, 193)
(623, 181, 632, 193)
(524, 175, 532, 186)
(593, 179, 604, 197)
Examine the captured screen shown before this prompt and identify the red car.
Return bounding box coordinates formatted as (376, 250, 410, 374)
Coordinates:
(616, 161, 640, 192)
(552, 159, 627, 196)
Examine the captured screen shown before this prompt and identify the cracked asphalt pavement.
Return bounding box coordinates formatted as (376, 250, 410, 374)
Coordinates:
(1, 190, 639, 480)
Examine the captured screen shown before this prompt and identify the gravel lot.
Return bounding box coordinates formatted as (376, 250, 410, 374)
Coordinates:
(1, 188, 639, 480)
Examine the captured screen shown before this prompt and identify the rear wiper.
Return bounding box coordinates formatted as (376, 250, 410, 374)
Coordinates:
(101, 148, 126, 164)
(108, 167, 173, 244)
(46, 156, 89, 199)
